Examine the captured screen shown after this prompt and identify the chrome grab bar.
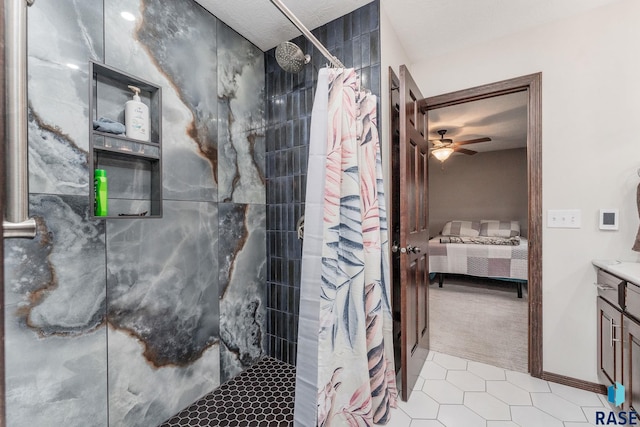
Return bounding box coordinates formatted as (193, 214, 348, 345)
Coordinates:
(3, 0, 36, 239)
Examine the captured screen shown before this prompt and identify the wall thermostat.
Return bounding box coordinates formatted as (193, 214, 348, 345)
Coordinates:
(599, 209, 619, 230)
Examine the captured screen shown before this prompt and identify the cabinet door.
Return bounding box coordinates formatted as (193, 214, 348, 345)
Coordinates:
(624, 314, 640, 411)
(598, 297, 623, 386)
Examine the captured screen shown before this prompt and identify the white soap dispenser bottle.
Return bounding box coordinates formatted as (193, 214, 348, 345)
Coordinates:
(125, 85, 150, 142)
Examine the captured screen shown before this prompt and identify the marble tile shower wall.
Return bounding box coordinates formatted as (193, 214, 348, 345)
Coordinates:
(264, 0, 381, 365)
(4, 1, 265, 426)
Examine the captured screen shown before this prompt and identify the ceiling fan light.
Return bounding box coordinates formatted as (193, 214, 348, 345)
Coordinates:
(432, 146, 454, 162)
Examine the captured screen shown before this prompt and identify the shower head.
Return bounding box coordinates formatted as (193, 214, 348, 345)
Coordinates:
(275, 41, 311, 73)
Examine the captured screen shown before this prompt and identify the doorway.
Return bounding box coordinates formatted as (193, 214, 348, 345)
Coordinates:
(390, 70, 542, 400)
(418, 73, 542, 378)
(426, 90, 530, 372)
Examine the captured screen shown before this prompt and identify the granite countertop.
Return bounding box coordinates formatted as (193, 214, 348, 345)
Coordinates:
(593, 259, 640, 285)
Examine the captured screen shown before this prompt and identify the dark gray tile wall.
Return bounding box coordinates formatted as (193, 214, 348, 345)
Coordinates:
(264, 0, 381, 365)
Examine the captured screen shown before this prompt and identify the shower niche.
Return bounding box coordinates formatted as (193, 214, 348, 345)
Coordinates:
(88, 60, 163, 218)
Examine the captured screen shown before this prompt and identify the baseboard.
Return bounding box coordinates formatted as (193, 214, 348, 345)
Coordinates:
(541, 371, 607, 395)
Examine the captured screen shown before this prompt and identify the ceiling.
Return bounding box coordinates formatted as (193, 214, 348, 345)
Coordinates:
(193, 0, 623, 155)
(193, 0, 371, 52)
(195, 0, 624, 60)
(381, 0, 624, 64)
(427, 91, 528, 155)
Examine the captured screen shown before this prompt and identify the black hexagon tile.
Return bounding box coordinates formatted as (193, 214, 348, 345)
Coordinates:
(159, 357, 296, 426)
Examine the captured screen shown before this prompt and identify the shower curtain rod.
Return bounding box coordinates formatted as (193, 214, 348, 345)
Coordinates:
(269, 0, 345, 69)
(3, 0, 36, 239)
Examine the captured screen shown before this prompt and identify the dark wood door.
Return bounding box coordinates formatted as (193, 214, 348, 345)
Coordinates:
(389, 68, 402, 376)
(393, 65, 430, 401)
(598, 297, 622, 386)
(624, 313, 640, 411)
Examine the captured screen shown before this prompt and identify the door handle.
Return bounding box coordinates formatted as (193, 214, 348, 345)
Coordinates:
(391, 243, 422, 254)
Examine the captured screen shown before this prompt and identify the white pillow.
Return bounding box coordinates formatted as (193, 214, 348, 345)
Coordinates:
(441, 220, 481, 237)
(479, 220, 520, 238)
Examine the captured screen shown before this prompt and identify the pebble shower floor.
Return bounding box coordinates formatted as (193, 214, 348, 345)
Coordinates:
(159, 357, 296, 426)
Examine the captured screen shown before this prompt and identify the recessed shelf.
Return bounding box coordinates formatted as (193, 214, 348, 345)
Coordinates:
(93, 132, 160, 160)
(89, 61, 162, 219)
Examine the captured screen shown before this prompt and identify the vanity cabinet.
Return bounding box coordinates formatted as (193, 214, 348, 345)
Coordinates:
(623, 315, 640, 411)
(88, 61, 162, 218)
(596, 266, 640, 411)
(597, 297, 623, 386)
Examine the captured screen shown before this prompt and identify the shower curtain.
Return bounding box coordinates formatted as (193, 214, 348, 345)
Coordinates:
(294, 68, 397, 426)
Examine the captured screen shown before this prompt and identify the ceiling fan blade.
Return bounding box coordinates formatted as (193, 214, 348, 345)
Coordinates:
(429, 138, 453, 145)
(454, 147, 477, 155)
(455, 137, 491, 146)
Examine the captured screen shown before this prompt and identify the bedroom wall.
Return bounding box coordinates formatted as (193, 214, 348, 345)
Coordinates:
(406, 0, 640, 383)
(429, 148, 528, 237)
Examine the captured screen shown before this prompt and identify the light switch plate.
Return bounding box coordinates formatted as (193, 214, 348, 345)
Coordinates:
(547, 209, 581, 228)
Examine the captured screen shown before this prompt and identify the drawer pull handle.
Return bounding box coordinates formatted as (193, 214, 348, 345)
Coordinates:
(595, 282, 615, 290)
(611, 318, 622, 346)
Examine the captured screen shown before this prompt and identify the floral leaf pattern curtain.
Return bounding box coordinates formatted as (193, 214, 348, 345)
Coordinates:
(295, 68, 397, 427)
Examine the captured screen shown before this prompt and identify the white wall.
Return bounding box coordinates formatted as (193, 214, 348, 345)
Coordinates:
(379, 4, 411, 202)
(401, 0, 640, 383)
(429, 148, 528, 237)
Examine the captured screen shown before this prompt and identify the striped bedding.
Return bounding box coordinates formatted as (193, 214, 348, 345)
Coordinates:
(428, 236, 528, 281)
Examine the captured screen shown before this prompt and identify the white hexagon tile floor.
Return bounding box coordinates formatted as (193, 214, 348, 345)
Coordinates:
(389, 351, 615, 427)
(158, 351, 614, 426)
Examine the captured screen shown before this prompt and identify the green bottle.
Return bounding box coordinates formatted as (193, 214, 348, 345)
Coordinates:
(94, 169, 108, 216)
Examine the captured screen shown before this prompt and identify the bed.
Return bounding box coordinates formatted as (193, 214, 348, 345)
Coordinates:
(428, 220, 528, 298)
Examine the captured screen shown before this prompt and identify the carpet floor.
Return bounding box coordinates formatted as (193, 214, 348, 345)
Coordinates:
(429, 274, 528, 373)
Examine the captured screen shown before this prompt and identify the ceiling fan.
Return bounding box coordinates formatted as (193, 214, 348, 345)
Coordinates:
(429, 129, 491, 162)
